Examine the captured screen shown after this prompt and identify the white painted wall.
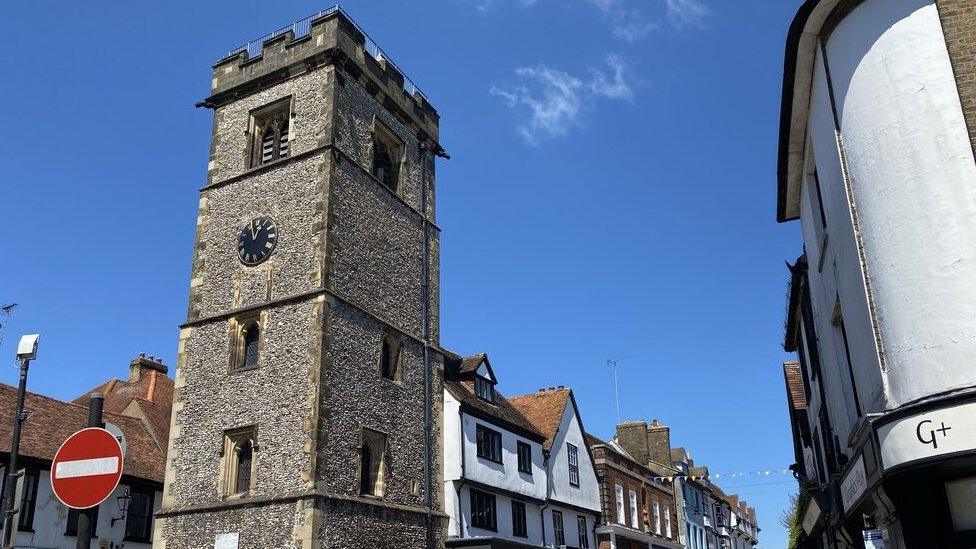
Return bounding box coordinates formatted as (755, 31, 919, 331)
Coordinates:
(542, 506, 593, 549)
(457, 485, 545, 545)
(444, 391, 462, 483)
(2, 468, 160, 549)
(545, 400, 600, 514)
(821, 0, 976, 407)
(442, 388, 548, 542)
(803, 44, 869, 446)
(461, 414, 546, 500)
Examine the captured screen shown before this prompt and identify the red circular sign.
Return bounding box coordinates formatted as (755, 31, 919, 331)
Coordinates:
(50, 427, 124, 509)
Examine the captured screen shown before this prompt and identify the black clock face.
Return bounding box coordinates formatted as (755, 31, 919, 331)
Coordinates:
(237, 217, 278, 266)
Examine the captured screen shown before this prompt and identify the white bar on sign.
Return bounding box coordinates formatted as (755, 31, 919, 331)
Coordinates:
(55, 457, 119, 479)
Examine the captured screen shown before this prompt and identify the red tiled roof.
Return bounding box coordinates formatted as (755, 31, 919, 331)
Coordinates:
(74, 368, 175, 451)
(783, 361, 806, 412)
(444, 380, 545, 441)
(0, 383, 166, 483)
(508, 388, 571, 451)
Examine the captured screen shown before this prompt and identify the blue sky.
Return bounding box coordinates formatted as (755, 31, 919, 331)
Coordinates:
(1, 0, 803, 545)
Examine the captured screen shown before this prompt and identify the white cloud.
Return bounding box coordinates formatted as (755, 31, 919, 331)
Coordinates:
(491, 66, 584, 144)
(491, 56, 635, 144)
(663, 0, 711, 28)
(588, 54, 634, 100)
(585, 0, 656, 42)
(465, 0, 709, 39)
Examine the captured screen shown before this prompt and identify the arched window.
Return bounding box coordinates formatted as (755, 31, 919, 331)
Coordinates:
(371, 123, 402, 192)
(235, 439, 253, 493)
(379, 333, 399, 381)
(242, 322, 260, 369)
(359, 429, 386, 497)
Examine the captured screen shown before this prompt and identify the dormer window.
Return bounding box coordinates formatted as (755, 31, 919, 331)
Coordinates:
(475, 377, 494, 403)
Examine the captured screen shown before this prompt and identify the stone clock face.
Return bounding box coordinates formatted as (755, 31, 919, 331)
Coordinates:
(237, 217, 278, 266)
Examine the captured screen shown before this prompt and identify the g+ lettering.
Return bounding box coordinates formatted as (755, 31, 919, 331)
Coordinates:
(916, 420, 951, 449)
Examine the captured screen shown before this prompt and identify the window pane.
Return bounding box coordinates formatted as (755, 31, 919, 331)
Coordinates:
(512, 500, 527, 537)
(360, 446, 373, 495)
(243, 325, 259, 368)
(517, 442, 531, 473)
(236, 440, 253, 493)
(568, 444, 579, 486)
(947, 477, 976, 531)
(124, 490, 153, 540)
(553, 511, 564, 545)
(380, 340, 392, 379)
(18, 469, 37, 530)
(66, 506, 99, 537)
(577, 515, 589, 548)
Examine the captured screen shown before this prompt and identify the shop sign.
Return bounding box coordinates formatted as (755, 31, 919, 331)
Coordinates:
(863, 529, 884, 549)
(801, 497, 822, 535)
(840, 455, 867, 512)
(877, 400, 976, 470)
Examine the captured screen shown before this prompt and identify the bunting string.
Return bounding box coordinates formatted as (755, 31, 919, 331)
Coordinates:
(649, 468, 794, 483)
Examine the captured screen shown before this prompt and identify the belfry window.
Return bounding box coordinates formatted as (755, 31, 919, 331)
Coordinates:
(249, 98, 292, 167)
(371, 121, 403, 192)
(359, 429, 387, 497)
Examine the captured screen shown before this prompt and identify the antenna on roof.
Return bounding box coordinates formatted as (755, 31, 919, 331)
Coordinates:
(0, 303, 17, 354)
(606, 355, 634, 424)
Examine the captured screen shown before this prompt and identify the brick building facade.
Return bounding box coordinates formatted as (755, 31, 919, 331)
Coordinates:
(588, 434, 681, 549)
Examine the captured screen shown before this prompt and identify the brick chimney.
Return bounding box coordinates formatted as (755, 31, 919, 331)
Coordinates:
(647, 418, 672, 466)
(616, 420, 650, 464)
(129, 353, 168, 382)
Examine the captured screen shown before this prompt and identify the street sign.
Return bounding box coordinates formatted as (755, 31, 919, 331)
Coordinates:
(50, 427, 124, 509)
(104, 422, 127, 456)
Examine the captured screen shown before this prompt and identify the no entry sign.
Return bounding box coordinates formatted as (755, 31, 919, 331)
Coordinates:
(50, 427, 124, 509)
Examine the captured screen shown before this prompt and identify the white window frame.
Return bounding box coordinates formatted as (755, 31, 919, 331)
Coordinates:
(615, 484, 625, 524)
(665, 505, 672, 538)
(653, 500, 661, 535)
(629, 490, 638, 528)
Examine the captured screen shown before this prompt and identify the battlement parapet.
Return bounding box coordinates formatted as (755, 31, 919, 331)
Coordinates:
(208, 6, 438, 140)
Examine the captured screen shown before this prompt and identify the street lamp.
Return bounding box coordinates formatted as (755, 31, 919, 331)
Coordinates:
(2, 334, 39, 548)
(111, 487, 132, 527)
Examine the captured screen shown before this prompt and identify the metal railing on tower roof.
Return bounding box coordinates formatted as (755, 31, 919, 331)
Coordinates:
(224, 5, 430, 103)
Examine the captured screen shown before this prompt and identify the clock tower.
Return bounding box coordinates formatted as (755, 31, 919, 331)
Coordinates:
(155, 8, 446, 548)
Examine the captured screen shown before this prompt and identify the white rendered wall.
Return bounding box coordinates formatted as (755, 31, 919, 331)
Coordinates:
(824, 0, 976, 407)
(803, 44, 875, 445)
(542, 506, 594, 548)
(546, 400, 600, 513)
(461, 414, 547, 500)
(444, 391, 462, 483)
(443, 391, 463, 537)
(457, 485, 544, 545)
